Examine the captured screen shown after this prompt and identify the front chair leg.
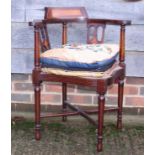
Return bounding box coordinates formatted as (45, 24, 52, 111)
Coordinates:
(117, 79, 124, 129)
(34, 84, 41, 140)
(97, 93, 105, 152)
(62, 83, 67, 121)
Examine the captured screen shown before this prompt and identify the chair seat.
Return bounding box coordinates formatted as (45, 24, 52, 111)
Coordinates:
(40, 43, 119, 71)
(41, 62, 123, 79)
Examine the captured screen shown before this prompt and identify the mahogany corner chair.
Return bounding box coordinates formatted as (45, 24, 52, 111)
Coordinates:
(29, 7, 131, 152)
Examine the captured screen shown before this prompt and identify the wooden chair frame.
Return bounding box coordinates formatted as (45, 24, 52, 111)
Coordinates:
(29, 7, 131, 152)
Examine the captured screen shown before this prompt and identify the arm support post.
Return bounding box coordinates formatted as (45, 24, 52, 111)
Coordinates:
(119, 24, 126, 65)
(34, 27, 41, 69)
(62, 23, 67, 45)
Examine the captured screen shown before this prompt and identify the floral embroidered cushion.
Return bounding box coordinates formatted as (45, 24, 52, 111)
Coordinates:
(40, 44, 119, 71)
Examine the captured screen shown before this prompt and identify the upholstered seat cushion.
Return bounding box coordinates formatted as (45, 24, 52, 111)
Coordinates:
(42, 62, 121, 78)
(40, 44, 119, 71)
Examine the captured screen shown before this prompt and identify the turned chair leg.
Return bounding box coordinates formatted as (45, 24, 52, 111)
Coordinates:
(34, 84, 41, 140)
(117, 79, 124, 129)
(62, 83, 67, 121)
(97, 93, 105, 152)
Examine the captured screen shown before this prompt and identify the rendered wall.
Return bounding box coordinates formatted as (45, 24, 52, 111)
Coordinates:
(12, 0, 144, 77)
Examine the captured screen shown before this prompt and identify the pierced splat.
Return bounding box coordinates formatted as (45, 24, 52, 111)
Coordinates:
(39, 24, 51, 52)
(87, 23, 106, 44)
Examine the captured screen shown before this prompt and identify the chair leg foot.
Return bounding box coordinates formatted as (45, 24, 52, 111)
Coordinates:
(97, 93, 105, 152)
(97, 137, 103, 152)
(62, 116, 67, 122)
(35, 125, 41, 140)
(117, 116, 122, 129)
(117, 79, 124, 130)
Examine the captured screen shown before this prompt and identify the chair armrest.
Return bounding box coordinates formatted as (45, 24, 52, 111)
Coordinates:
(29, 20, 43, 68)
(88, 18, 131, 26)
(29, 18, 131, 26)
(29, 20, 44, 28)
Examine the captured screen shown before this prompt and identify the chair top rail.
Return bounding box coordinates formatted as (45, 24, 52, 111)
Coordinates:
(29, 18, 131, 27)
(88, 18, 131, 26)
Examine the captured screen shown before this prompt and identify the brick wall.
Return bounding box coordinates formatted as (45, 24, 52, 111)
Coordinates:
(11, 73, 144, 111)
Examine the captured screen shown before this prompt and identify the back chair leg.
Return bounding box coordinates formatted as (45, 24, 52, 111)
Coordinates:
(117, 79, 124, 129)
(62, 83, 67, 121)
(34, 84, 41, 140)
(97, 93, 105, 152)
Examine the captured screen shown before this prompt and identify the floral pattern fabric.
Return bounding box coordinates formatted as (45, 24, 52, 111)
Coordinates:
(40, 43, 119, 71)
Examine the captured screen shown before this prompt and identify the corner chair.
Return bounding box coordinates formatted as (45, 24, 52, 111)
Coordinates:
(29, 7, 131, 152)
